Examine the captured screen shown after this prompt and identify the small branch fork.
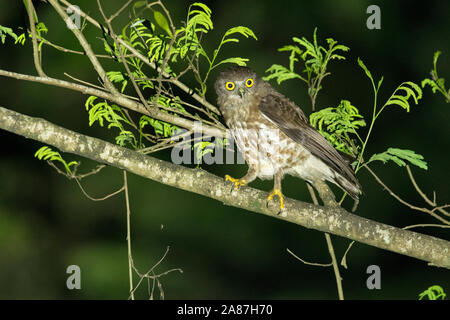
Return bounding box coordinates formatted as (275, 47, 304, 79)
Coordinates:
(364, 164, 449, 226)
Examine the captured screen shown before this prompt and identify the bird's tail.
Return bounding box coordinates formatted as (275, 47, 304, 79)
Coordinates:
(333, 173, 362, 200)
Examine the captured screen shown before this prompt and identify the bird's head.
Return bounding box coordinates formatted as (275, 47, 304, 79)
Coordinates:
(214, 66, 260, 108)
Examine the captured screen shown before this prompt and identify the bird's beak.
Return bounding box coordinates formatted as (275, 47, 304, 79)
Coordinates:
(238, 86, 245, 98)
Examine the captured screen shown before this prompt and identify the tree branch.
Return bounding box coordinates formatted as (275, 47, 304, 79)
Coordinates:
(1, 105, 449, 268)
(25, 0, 47, 77)
(0, 69, 226, 138)
(48, 0, 119, 95)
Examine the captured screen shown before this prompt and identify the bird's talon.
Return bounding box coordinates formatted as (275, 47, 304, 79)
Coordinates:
(225, 174, 247, 190)
(267, 189, 285, 210)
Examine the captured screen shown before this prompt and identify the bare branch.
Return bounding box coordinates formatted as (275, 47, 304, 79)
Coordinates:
(364, 164, 450, 225)
(0, 69, 226, 138)
(74, 178, 124, 201)
(406, 165, 450, 217)
(108, 0, 134, 22)
(340, 240, 355, 269)
(48, 0, 119, 95)
(286, 248, 332, 267)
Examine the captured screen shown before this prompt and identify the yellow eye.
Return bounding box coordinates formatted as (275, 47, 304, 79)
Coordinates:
(225, 81, 235, 91)
(245, 78, 254, 88)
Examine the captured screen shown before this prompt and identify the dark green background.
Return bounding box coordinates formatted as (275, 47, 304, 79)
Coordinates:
(0, 0, 449, 299)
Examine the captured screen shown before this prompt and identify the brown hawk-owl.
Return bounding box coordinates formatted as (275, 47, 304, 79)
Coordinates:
(214, 66, 361, 209)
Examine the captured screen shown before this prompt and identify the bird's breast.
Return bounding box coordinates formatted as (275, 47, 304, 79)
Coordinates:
(228, 119, 310, 179)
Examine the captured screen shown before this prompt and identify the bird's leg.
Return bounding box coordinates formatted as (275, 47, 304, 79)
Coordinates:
(225, 167, 257, 190)
(267, 171, 285, 212)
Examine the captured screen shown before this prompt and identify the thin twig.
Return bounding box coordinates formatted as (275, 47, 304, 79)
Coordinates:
(109, 0, 134, 22)
(26, 0, 47, 77)
(97, 0, 153, 112)
(123, 170, 135, 300)
(48, 0, 119, 95)
(129, 246, 183, 299)
(74, 178, 124, 201)
(406, 165, 449, 217)
(364, 164, 449, 225)
(76, 164, 106, 179)
(340, 241, 355, 269)
(286, 248, 332, 267)
(46, 161, 124, 201)
(324, 233, 344, 300)
(38, 36, 125, 58)
(403, 224, 450, 230)
(307, 183, 344, 300)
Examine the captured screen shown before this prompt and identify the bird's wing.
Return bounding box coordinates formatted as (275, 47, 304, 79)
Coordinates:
(258, 94, 360, 190)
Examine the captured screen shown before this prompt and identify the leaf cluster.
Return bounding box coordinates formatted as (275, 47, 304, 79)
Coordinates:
(34, 146, 78, 175)
(123, 2, 257, 96)
(264, 28, 348, 108)
(418, 285, 446, 300)
(421, 51, 450, 103)
(310, 100, 365, 156)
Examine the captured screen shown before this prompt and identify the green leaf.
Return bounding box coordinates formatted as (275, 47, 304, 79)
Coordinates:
(34, 146, 78, 175)
(310, 99, 365, 156)
(419, 285, 446, 300)
(433, 51, 441, 67)
(265, 28, 348, 92)
(85, 96, 138, 148)
(421, 51, 450, 103)
(263, 64, 303, 84)
(421, 78, 439, 93)
(0, 25, 18, 44)
(187, 3, 213, 32)
(140, 115, 178, 138)
(368, 148, 428, 170)
(193, 141, 215, 164)
(132, 0, 147, 14)
(106, 71, 128, 93)
(153, 10, 172, 36)
(223, 26, 257, 42)
(15, 32, 26, 45)
(357, 58, 373, 81)
(213, 57, 249, 68)
(377, 76, 384, 91)
(383, 81, 422, 113)
(36, 22, 48, 35)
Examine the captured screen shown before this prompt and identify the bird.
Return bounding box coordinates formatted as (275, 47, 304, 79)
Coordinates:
(214, 66, 361, 210)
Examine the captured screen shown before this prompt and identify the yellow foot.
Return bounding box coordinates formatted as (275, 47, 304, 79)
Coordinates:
(225, 174, 247, 189)
(267, 189, 285, 210)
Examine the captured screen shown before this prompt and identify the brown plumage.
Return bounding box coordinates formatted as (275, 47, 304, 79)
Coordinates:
(214, 66, 361, 208)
